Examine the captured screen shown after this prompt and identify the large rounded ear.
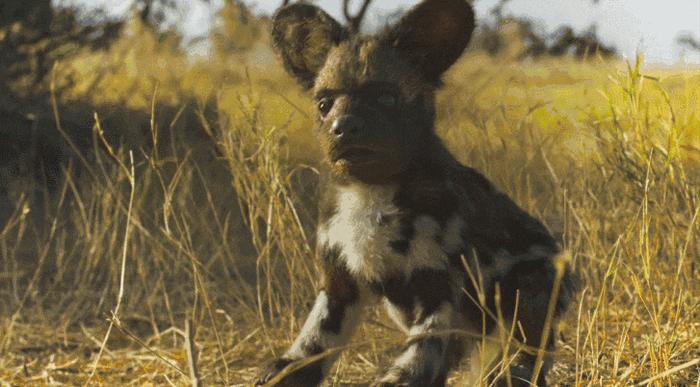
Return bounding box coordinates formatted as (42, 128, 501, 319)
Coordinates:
(383, 0, 475, 84)
(272, 4, 349, 89)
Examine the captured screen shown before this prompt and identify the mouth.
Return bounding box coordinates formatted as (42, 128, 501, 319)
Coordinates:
(332, 146, 381, 164)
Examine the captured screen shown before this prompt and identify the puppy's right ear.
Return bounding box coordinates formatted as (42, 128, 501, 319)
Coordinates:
(272, 4, 348, 89)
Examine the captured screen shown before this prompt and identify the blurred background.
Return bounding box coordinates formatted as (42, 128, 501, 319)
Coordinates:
(1, 1, 698, 385)
(64, 0, 700, 65)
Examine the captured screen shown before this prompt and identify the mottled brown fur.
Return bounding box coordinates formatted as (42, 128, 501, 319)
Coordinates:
(256, 1, 573, 386)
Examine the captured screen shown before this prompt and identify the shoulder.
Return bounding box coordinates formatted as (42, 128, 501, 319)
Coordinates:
(450, 163, 558, 255)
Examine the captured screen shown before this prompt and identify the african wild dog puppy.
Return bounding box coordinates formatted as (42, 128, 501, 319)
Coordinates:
(256, 0, 573, 386)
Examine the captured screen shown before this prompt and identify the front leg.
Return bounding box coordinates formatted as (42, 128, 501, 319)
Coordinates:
(256, 261, 368, 386)
(375, 269, 461, 387)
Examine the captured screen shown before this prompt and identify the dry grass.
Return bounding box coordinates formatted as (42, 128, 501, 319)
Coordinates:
(0, 21, 699, 386)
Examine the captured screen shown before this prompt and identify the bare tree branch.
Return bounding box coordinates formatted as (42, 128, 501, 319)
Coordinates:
(677, 32, 700, 52)
(342, 0, 372, 34)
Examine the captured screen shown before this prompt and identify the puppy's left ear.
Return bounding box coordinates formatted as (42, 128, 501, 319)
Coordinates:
(383, 0, 475, 84)
(272, 4, 349, 89)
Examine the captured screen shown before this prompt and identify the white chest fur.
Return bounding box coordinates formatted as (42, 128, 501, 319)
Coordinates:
(317, 183, 463, 282)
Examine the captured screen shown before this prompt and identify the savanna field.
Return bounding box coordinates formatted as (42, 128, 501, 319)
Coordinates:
(1, 12, 699, 387)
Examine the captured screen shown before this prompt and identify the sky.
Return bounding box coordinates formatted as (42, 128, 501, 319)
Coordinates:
(69, 0, 700, 65)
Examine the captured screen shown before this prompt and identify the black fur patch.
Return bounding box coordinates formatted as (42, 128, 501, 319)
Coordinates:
(394, 170, 459, 226)
(458, 269, 497, 335)
(319, 245, 360, 335)
(374, 269, 452, 318)
(389, 213, 417, 255)
(456, 167, 558, 256)
(493, 259, 561, 347)
(389, 239, 410, 255)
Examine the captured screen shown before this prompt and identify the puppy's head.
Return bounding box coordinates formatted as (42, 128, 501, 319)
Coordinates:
(272, 0, 475, 184)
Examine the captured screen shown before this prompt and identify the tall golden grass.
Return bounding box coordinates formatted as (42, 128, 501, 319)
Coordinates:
(0, 20, 698, 385)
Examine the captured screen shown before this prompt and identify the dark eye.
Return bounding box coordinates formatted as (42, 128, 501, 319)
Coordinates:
(318, 97, 334, 116)
(377, 93, 396, 108)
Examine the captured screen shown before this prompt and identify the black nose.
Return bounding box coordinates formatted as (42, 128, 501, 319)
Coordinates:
(330, 115, 362, 139)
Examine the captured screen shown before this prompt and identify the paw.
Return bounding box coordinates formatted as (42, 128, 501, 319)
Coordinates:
(372, 366, 448, 387)
(371, 367, 412, 387)
(493, 364, 547, 387)
(255, 357, 293, 386)
(255, 356, 324, 387)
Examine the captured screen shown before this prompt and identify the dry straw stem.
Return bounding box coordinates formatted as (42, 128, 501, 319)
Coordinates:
(530, 253, 568, 384)
(185, 319, 202, 387)
(84, 149, 135, 385)
(109, 315, 188, 377)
